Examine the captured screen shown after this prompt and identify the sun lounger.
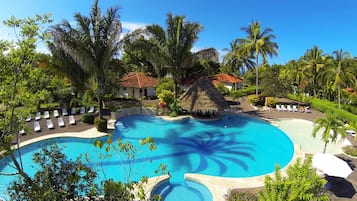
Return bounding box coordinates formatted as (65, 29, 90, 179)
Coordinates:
(287, 105, 293, 112)
(46, 119, 54, 129)
(35, 112, 41, 120)
(62, 108, 68, 116)
(58, 117, 65, 127)
(276, 105, 282, 112)
(53, 110, 59, 118)
(25, 114, 32, 122)
(19, 129, 26, 135)
(69, 115, 76, 125)
(80, 106, 85, 114)
(305, 106, 311, 113)
(280, 105, 287, 112)
(34, 121, 41, 132)
(44, 111, 50, 119)
(88, 106, 94, 113)
(292, 105, 298, 112)
(71, 107, 76, 115)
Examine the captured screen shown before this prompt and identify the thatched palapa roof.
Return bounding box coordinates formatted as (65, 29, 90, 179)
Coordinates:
(180, 77, 230, 115)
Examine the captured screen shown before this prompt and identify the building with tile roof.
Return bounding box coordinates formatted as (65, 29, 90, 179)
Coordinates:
(208, 73, 244, 91)
(119, 72, 158, 99)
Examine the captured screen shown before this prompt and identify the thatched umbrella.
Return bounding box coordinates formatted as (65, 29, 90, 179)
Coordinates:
(180, 76, 230, 116)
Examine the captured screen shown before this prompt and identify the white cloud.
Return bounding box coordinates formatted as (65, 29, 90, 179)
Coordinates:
(121, 21, 146, 32)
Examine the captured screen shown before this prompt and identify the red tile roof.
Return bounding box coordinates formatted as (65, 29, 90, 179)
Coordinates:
(209, 73, 243, 83)
(120, 72, 158, 88)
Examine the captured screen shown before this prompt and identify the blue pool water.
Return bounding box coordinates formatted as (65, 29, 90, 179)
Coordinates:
(151, 179, 213, 201)
(0, 114, 294, 199)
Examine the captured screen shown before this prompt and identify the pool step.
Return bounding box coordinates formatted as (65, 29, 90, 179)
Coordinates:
(115, 121, 127, 132)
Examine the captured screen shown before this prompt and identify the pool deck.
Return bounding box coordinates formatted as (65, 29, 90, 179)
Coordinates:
(11, 98, 357, 201)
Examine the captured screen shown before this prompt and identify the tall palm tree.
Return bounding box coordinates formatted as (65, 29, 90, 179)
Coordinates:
(222, 39, 255, 75)
(124, 13, 202, 100)
(326, 49, 353, 109)
(302, 45, 327, 97)
(238, 21, 278, 96)
(279, 60, 307, 94)
(48, 43, 90, 97)
(51, 0, 122, 118)
(312, 112, 346, 153)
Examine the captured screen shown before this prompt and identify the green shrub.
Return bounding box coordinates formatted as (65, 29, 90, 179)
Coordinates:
(216, 83, 230, 96)
(157, 89, 174, 105)
(247, 95, 259, 105)
(265, 97, 276, 107)
(156, 77, 174, 95)
(342, 146, 357, 157)
(230, 86, 257, 99)
(94, 117, 107, 132)
(81, 113, 95, 124)
(225, 189, 258, 201)
(104, 180, 133, 201)
(288, 94, 357, 124)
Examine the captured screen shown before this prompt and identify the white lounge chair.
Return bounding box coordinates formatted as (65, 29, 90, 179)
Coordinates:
(44, 111, 50, 119)
(46, 119, 54, 129)
(88, 106, 94, 113)
(305, 106, 311, 113)
(80, 106, 85, 114)
(69, 115, 76, 125)
(276, 105, 282, 112)
(287, 105, 293, 112)
(292, 105, 298, 112)
(35, 112, 41, 120)
(53, 110, 59, 118)
(25, 114, 32, 122)
(34, 121, 41, 132)
(71, 107, 76, 115)
(280, 105, 287, 112)
(19, 129, 26, 135)
(58, 117, 65, 127)
(62, 108, 68, 116)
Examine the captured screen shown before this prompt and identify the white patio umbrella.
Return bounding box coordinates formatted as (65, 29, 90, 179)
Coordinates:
(312, 153, 353, 178)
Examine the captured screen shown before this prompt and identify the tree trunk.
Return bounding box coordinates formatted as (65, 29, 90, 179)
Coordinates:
(255, 56, 259, 97)
(338, 83, 341, 110)
(323, 142, 328, 154)
(98, 96, 103, 119)
(9, 152, 33, 185)
(173, 82, 178, 100)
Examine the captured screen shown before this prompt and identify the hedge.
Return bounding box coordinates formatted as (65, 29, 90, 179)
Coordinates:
(81, 113, 95, 124)
(288, 94, 357, 124)
(94, 117, 107, 132)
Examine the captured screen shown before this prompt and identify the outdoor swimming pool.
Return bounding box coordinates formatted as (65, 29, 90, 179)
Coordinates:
(0, 114, 294, 200)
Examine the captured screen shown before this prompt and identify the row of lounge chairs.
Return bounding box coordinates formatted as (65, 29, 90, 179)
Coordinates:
(26, 106, 95, 122)
(33, 115, 76, 132)
(275, 104, 311, 113)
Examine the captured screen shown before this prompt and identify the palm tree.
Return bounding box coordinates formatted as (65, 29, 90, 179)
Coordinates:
(51, 0, 122, 118)
(312, 112, 346, 153)
(222, 39, 255, 75)
(324, 49, 353, 109)
(124, 13, 202, 100)
(302, 45, 327, 97)
(279, 60, 307, 94)
(238, 21, 278, 96)
(48, 43, 90, 97)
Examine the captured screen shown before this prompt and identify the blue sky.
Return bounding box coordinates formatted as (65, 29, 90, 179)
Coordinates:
(1, 0, 357, 64)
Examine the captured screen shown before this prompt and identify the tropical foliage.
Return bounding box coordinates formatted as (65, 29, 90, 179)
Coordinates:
(123, 13, 219, 100)
(8, 144, 97, 200)
(237, 21, 278, 96)
(312, 112, 346, 153)
(50, 0, 122, 118)
(258, 158, 328, 201)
